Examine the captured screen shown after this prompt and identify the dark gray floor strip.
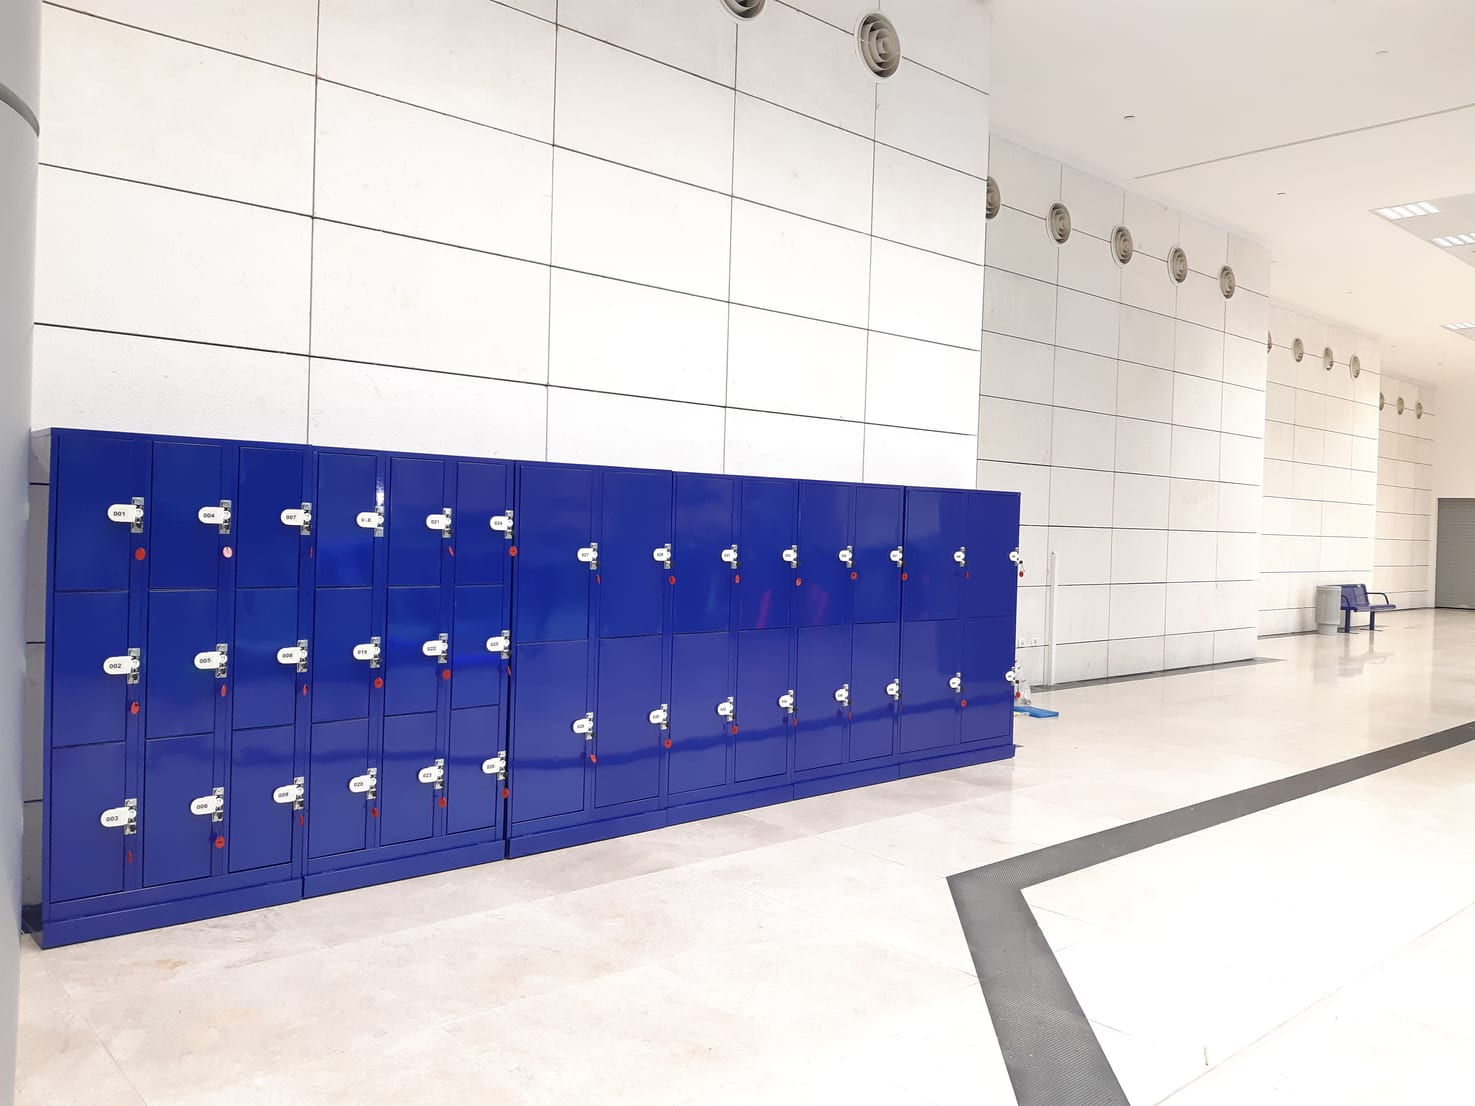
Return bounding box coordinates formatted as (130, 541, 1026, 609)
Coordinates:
(948, 720, 1475, 1105)
(0, 80, 39, 136)
(1046, 656, 1280, 692)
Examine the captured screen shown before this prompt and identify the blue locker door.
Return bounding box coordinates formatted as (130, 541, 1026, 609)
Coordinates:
(902, 489, 966, 622)
(235, 446, 305, 589)
(385, 586, 442, 718)
(593, 636, 663, 809)
(962, 491, 1023, 620)
(227, 725, 296, 873)
(854, 485, 904, 624)
(898, 619, 961, 752)
(142, 732, 216, 887)
(446, 706, 502, 835)
(387, 456, 446, 587)
(797, 482, 853, 628)
(509, 640, 590, 826)
(737, 480, 798, 631)
(144, 589, 220, 740)
(308, 720, 371, 858)
(597, 470, 672, 639)
(52, 432, 144, 592)
(849, 622, 900, 763)
(961, 616, 1014, 748)
(310, 588, 374, 724)
(671, 474, 735, 635)
(316, 452, 378, 588)
(48, 743, 128, 902)
(232, 588, 299, 731)
(380, 712, 438, 846)
(50, 590, 130, 747)
(794, 625, 849, 773)
(734, 628, 791, 783)
(667, 632, 732, 796)
(514, 465, 594, 643)
(451, 585, 506, 709)
(454, 460, 512, 587)
(149, 441, 225, 590)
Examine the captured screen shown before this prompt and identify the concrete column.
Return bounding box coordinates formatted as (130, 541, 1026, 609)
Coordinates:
(0, 1, 41, 1102)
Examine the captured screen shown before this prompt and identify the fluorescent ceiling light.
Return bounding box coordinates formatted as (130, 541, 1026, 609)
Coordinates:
(1433, 233, 1475, 246)
(1377, 201, 1440, 220)
(1444, 322, 1475, 331)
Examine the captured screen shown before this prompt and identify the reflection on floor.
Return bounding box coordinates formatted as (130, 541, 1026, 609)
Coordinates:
(15, 609, 1475, 1105)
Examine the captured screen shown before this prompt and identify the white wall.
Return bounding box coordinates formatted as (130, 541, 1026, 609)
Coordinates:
(1375, 374, 1435, 609)
(30, 0, 992, 489)
(978, 136, 1269, 684)
(1258, 304, 1380, 634)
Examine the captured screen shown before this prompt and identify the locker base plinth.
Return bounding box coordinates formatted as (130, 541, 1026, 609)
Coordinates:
(898, 742, 1015, 778)
(664, 780, 794, 826)
(37, 878, 301, 949)
(507, 809, 668, 858)
(303, 838, 508, 898)
(792, 761, 900, 800)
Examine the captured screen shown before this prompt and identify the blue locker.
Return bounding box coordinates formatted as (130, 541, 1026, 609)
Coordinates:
(734, 628, 790, 782)
(797, 482, 853, 628)
(227, 724, 296, 873)
(961, 616, 1014, 748)
(672, 475, 735, 635)
(737, 480, 798, 631)
(52, 432, 144, 592)
(385, 586, 442, 718)
(235, 446, 306, 589)
(316, 452, 379, 588)
(597, 470, 672, 639)
(451, 585, 507, 709)
(48, 742, 128, 902)
(446, 706, 502, 835)
(307, 719, 371, 859)
(454, 460, 513, 587)
(962, 491, 1023, 620)
(142, 732, 216, 887)
(666, 632, 732, 796)
(849, 622, 900, 763)
(514, 465, 595, 643)
(149, 441, 225, 591)
(902, 489, 966, 622)
(387, 456, 446, 588)
(509, 640, 590, 826)
(593, 636, 664, 809)
(854, 485, 904, 624)
(144, 589, 220, 740)
(50, 590, 131, 747)
(794, 624, 849, 772)
(380, 712, 438, 846)
(898, 619, 961, 752)
(232, 588, 299, 732)
(310, 588, 374, 724)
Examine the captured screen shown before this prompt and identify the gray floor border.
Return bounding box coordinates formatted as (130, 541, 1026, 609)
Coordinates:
(1044, 656, 1281, 693)
(948, 720, 1475, 1105)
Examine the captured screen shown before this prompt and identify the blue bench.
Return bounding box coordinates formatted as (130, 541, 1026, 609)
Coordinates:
(1340, 584, 1396, 633)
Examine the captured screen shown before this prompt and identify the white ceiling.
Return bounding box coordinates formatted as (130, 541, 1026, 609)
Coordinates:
(988, 0, 1475, 386)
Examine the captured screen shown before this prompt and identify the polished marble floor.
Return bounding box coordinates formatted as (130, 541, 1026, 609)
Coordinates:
(15, 610, 1475, 1104)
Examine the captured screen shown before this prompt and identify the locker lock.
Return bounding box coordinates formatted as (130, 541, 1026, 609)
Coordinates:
(1005, 666, 1019, 684)
(572, 712, 595, 739)
(1010, 549, 1025, 578)
(838, 546, 854, 568)
(948, 673, 963, 693)
(277, 641, 310, 673)
(721, 545, 739, 569)
(418, 759, 446, 790)
(648, 704, 670, 730)
(194, 644, 229, 679)
(833, 684, 850, 707)
(890, 547, 905, 568)
(489, 511, 514, 540)
(886, 679, 901, 701)
(348, 767, 378, 800)
(481, 753, 508, 778)
(422, 634, 450, 664)
(103, 648, 142, 684)
(353, 637, 382, 668)
(652, 543, 673, 570)
(782, 545, 799, 569)
(426, 508, 453, 539)
(99, 798, 138, 834)
(777, 690, 796, 715)
(198, 500, 232, 535)
(356, 506, 385, 537)
(716, 697, 736, 723)
(953, 547, 967, 567)
(190, 787, 225, 823)
(281, 502, 313, 535)
(107, 497, 145, 533)
(486, 631, 511, 659)
(577, 542, 600, 571)
(272, 777, 306, 811)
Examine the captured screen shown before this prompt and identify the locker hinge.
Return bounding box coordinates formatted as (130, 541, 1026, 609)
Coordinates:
(886, 679, 901, 701)
(422, 634, 449, 663)
(890, 547, 904, 568)
(107, 497, 145, 533)
(426, 507, 453, 538)
(652, 543, 672, 569)
(716, 696, 736, 723)
(418, 759, 446, 790)
(356, 506, 385, 537)
(782, 545, 799, 569)
(194, 643, 229, 679)
(353, 637, 382, 668)
(948, 673, 963, 693)
(833, 684, 850, 706)
(348, 767, 378, 799)
(486, 631, 511, 659)
(572, 712, 595, 738)
(281, 502, 313, 534)
(953, 546, 967, 567)
(838, 546, 854, 568)
(721, 545, 739, 569)
(190, 787, 225, 823)
(490, 510, 514, 540)
(198, 500, 232, 534)
(277, 640, 309, 673)
(99, 798, 138, 834)
(777, 690, 796, 715)
(103, 648, 141, 684)
(648, 704, 670, 730)
(577, 542, 599, 570)
(481, 752, 508, 778)
(273, 777, 306, 810)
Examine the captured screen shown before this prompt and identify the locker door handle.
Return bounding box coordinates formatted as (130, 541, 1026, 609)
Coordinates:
(103, 649, 141, 683)
(422, 635, 449, 663)
(348, 768, 377, 799)
(1010, 549, 1025, 578)
(716, 697, 735, 721)
(418, 760, 445, 789)
(777, 691, 796, 714)
(833, 685, 850, 706)
(648, 705, 670, 729)
(197, 501, 232, 534)
(272, 778, 306, 810)
(99, 799, 138, 834)
(886, 680, 901, 701)
(481, 753, 508, 777)
(107, 497, 145, 532)
(352, 638, 382, 668)
(953, 547, 967, 567)
(190, 787, 225, 822)
(890, 547, 904, 567)
(425, 509, 453, 538)
(356, 507, 384, 536)
(1005, 667, 1019, 683)
(194, 644, 229, 678)
(782, 546, 799, 568)
(572, 712, 595, 737)
(486, 632, 511, 658)
(489, 511, 514, 540)
(577, 543, 599, 570)
(721, 545, 739, 568)
(652, 544, 673, 569)
(948, 673, 963, 693)
(277, 642, 309, 672)
(837, 546, 854, 567)
(281, 503, 313, 534)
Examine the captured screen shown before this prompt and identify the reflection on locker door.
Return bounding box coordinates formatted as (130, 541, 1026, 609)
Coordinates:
(737, 479, 798, 631)
(384, 586, 442, 718)
(446, 706, 502, 835)
(794, 624, 849, 772)
(961, 616, 1014, 749)
(380, 712, 438, 846)
(308, 719, 371, 859)
(142, 732, 215, 887)
(849, 622, 900, 763)
(50, 591, 130, 747)
(509, 640, 590, 826)
(734, 628, 790, 782)
(144, 589, 220, 740)
(667, 632, 731, 796)
(594, 636, 663, 808)
(51, 432, 145, 592)
(315, 452, 379, 588)
(515, 465, 595, 643)
(854, 485, 903, 624)
(902, 489, 965, 622)
(387, 456, 446, 588)
(451, 585, 506, 709)
(898, 619, 960, 752)
(149, 441, 224, 590)
(310, 587, 374, 724)
(454, 460, 512, 587)
(963, 491, 1022, 620)
(232, 587, 299, 732)
(48, 743, 128, 902)
(227, 725, 296, 873)
(797, 482, 852, 627)
(235, 446, 305, 589)
(597, 469, 671, 638)
(672, 475, 735, 635)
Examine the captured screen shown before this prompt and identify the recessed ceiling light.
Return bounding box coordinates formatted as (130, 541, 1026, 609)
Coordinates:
(1123, 114, 1136, 120)
(1432, 234, 1475, 247)
(1377, 202, 1440, 220)
(1444, 322, 1475, 331)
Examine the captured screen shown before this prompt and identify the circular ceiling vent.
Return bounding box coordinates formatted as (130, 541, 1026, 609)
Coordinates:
(856, 13, 901, 78)
(1111, 225, 1134, 265)
(1047, 203, 1072, 244)
(1323, 347, 1334, 371)
(986, 177, 1000, 220)
(1417, 401, 1425, 418)
(1350, 355, 1362, 379)
(1167, 246, 1188, 284)
(1397, 396, 1406, 415)
(1293, 338, 1305, 362)
(719, 0, 766, 17)
(1379, 392, 1386, 410)
(1219, 265, 1237, 299)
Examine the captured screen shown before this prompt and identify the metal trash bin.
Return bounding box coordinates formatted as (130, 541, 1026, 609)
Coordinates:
(1315, 584, 1342, 635)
